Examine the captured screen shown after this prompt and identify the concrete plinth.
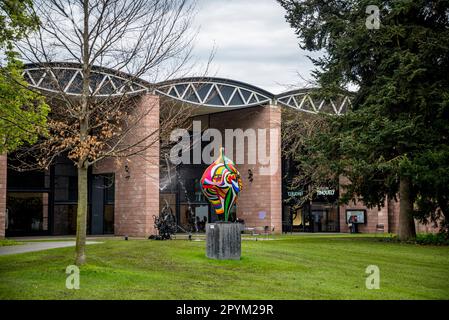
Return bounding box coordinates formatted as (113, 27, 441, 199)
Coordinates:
(206, 222, 241, 260)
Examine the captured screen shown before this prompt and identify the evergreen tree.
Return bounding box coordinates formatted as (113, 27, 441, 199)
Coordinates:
(279, 0, 449, 240)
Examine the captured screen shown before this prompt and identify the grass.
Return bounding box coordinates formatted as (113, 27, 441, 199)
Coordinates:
(0, 234, 448, 300)
(0, 239, 22, 247)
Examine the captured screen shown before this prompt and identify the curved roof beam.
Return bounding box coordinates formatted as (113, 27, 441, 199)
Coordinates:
(21, 62, 350, 114)
(276, 89, 352, 115)
(22, 62, 150, 98)
(155, 77, 273, 108)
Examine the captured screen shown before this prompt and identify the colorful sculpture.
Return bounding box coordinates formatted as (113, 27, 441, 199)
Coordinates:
(200, 147, 242, 221)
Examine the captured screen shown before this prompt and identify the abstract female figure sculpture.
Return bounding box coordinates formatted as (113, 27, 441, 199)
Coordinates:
(200, 147, 242, 222)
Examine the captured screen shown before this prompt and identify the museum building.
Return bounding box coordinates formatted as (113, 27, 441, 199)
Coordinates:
(0, 63, 436, 238)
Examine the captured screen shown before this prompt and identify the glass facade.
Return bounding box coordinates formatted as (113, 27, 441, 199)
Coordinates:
(160, 163, 212, 233)
(159, 123, 217, 233)
(160, 162, 242, 233)
(53, 157, 78, 234)
(6, 192, 49, 235)
(282, 157, 340, 233)
(6, 164, 51, 236)
(6, 155, 115, 236)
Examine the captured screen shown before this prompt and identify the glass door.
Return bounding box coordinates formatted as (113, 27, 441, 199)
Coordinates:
(311, 210, 326, 232)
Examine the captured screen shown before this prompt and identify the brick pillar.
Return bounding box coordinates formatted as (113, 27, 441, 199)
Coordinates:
(93, 94, 160, 237)
(387, 198, 400, 234)
(377, 198, 389, 233)
(0, 154, 6, 239)
(266, 105, 282, 234)
(209, 105, 282, 234)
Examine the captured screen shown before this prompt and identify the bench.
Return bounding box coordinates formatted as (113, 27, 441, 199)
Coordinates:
(243, 225, 275, 239)
(375, 224, 385, 235)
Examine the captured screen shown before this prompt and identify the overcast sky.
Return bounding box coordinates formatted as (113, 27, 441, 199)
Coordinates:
(191, 0, 320, 94)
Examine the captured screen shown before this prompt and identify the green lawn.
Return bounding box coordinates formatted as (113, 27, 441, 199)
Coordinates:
(0, 234, 448, 300)
(0, 239, 22, 246)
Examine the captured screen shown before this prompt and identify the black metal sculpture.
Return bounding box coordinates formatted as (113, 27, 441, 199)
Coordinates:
(149, 200, 177, 240)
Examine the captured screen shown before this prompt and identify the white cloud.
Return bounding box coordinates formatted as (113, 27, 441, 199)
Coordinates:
(190, 0, 320, 94)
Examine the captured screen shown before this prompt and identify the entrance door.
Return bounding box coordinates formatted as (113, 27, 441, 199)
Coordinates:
(91, 175, 105, 235)
(311, 210, 326, 232)
(90, 174, 115, 235)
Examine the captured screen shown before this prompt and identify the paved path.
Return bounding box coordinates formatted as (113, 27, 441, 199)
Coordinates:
(0, 241, 102, 256)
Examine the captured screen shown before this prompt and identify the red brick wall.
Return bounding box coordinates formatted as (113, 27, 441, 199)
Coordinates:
(339, 179, 442, 235)
(339, 176, 390, 233)
(208, 105, 282, 234)
(387, 198, 400, 234)
(415, 220, 440, 233)
(93, 94, 160, 237)
(388, 194, 440, 234)
(339, 199, 389, 233)
(0, 154, 6, 239)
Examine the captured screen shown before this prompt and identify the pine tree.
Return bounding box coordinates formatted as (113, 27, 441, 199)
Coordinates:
(279, 0, 449, 240)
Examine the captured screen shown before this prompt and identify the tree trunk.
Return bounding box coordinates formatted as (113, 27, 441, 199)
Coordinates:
(74, 0, 90, 266)
(75, 165, 88, 265)
(398, 176, 416, 241)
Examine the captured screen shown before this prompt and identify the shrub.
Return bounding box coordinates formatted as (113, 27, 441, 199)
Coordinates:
(415, 233, 449, 246)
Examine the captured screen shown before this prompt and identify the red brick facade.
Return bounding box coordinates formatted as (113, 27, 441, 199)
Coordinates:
(339, 176, 439, 234)
(339, 175, 399, 233)
(0, 154, 6, 239)
(415, 220, 440, 233)
(388, 198, 400, 234)
(207, 105, 282, 234)
(93, 94, 160, 237)
(0, 96, 442, 238)
(340, 198, 390, 233)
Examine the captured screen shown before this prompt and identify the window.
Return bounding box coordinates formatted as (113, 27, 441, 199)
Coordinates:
(54, 175, 78, 202)
(6, 192, 49, 236)
(102, 174, 115, 234)
(53, 204, 77, 235)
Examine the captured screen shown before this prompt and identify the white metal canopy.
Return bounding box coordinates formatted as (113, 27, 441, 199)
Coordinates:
(22, 63, 351, 115)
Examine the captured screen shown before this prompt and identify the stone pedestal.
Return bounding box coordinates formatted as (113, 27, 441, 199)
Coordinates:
(206, 222, 241, 260)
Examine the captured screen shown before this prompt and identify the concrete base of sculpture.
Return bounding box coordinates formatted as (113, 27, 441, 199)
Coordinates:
(206, 222, 241, 260)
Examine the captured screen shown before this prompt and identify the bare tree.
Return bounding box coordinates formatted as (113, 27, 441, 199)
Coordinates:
(13, 0, 200, 265)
